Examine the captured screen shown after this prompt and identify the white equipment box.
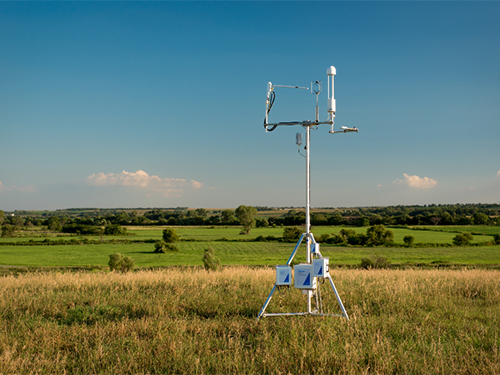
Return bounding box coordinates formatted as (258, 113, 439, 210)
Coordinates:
(313, 257, 329, 278)
(275, 265, 292, 286)
(294, 264, 316, 289)
(311, 243, 320, 254)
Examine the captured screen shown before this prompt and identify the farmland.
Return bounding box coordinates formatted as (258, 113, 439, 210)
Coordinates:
(0, 225, 499, 269)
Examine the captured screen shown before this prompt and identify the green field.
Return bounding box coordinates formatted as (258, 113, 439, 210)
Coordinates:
(2, 225, 498, 243)
(1, 241, 499, 268)
(412, 225, 500, 235)
(1, 225, 499, 269)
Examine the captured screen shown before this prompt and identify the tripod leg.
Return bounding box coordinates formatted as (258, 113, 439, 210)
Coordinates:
(327, 275, 349, 320)
(257, 284, 277, 321)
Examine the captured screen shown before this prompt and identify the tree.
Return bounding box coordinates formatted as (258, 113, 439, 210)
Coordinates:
(339, 228, 358, 242)
(255, 218, 269, 228)
(360, 254, 391, 269)
(221, 209, 236, 224)
(203, 247, 220, 271)
(403, 235, 415, 247)
(122, 256, 135, 272)
(328, 213, 345, 226)
(162, 228, 179, 243)
(453, 232, 473, 246)
(154, 241, 179, 253)
(235, 205, 257, 234)
(473, 212, 489, 225)
(493, 234, 500, 245)
(366, 225, 394, 246)
(104, 224, 127, 235)
(429, 216, 441, 226)
(115, 211, 130, 225)
(1, 224, 15, 238)
(357, 217, 370, 227)
(13, 216, 24, 228)
(108, 253, 135, 272)
(283, 226, 301, 242)
(312, 214, 328, 226)
(194, 208, 208, 220)
(47, 217, 62, 231)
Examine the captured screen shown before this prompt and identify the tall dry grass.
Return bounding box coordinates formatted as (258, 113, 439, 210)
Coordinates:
(0, 267, 499, 374)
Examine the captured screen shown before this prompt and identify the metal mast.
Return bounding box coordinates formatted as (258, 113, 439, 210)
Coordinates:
(257, 66, 358, 321)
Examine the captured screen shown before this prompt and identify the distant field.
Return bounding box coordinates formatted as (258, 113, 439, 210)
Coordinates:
(0, 242, 305, 268)
(1, 225, 499, 269)
(413, 225, 500, 236)
(1, 241, 499, 268)
(123, 225, 499, 244)
(2, 225, 497, 244)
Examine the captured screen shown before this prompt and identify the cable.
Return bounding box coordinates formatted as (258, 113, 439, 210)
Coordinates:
(268, 90, 275, 112)
(263, 91, 277, 130)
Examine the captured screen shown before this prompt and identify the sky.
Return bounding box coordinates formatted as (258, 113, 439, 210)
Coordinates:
(1, 1, 499, 211)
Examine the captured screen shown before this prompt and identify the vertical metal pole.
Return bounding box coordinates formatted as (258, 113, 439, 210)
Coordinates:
(306, 124, 312, 313)
(306, 124, 311, 262)
(307, 93, 319, 314)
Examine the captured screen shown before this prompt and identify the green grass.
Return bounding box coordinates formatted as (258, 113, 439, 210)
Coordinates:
(412, 225, 500, 236)
(1, 225, 499, 269)
(143, 225, 497, 244)
(1, 241, 499, 268)
(388, 228, 491, 244)
(4, 225, 496, 244)
(0, 242, 303, 267)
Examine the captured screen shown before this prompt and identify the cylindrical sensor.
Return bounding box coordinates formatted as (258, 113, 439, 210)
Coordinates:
(327, 66, 336, 113)
(296, 132, 302, 146)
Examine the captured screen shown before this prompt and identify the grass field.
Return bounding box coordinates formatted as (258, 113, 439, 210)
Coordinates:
(1, 268, 499, 374)
(413, 225, 500, 236)
(1, 241, 499, 269)
(1, 225, 499, 270)
(3, 225, 498, 244)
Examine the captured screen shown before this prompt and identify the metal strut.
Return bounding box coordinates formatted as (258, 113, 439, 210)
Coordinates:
(257, 232, 349, 320)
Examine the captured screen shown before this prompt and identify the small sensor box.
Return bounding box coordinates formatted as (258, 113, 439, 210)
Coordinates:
(313, 257, 329, 278)
(294, 264, 316, 289)
(275, 265, 292, 286)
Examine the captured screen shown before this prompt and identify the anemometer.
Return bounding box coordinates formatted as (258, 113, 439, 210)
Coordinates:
(257, 66, 358, 320)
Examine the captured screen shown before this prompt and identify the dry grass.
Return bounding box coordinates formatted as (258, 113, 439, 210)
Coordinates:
(1, 268, 499, 374)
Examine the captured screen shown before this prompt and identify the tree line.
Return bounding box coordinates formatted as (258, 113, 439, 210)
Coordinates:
(1, 203, 499, 238)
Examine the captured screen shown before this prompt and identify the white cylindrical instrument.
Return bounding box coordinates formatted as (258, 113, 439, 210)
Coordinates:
(327, 66, 336, 115)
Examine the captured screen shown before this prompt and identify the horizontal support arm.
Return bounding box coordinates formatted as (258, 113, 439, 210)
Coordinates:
(330, 127, 359, 134)
(265, 120, 334, 127)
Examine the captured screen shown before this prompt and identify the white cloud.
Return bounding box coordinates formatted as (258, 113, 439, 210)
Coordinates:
(87, 170, 204, 197)
(497, 170, 500, 178)
(0, 181, 36, 193)
(393, 173, 437, 189)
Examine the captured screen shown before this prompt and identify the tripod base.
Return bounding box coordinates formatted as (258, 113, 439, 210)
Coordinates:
(256, 233, 349, 321)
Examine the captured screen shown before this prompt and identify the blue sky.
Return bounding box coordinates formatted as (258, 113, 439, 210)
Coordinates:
(1, 1, 499, 211)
